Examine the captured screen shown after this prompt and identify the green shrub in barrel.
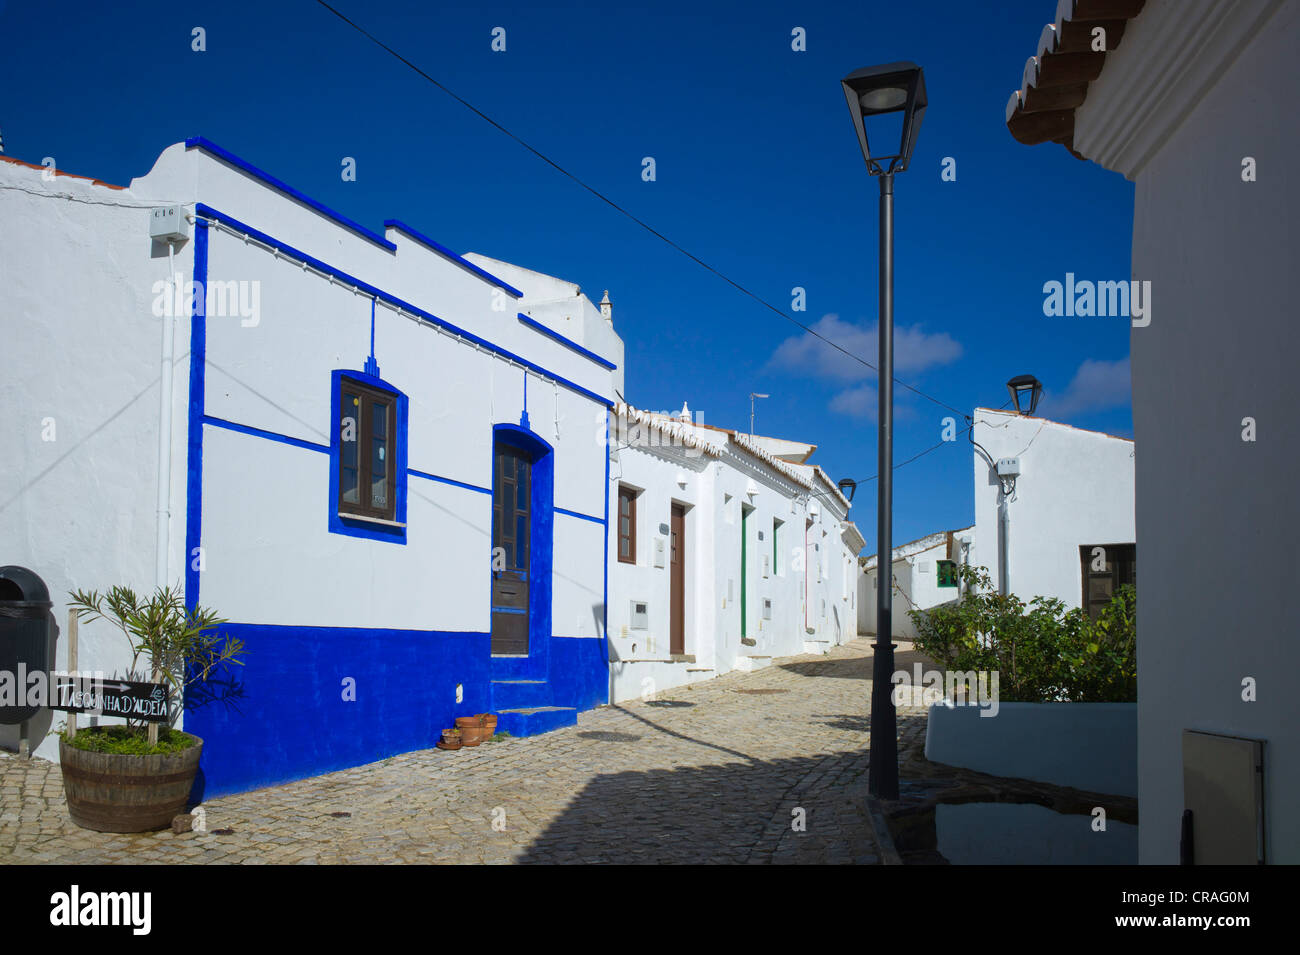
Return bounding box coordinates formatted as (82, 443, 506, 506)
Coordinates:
(59, 585, 245, 832)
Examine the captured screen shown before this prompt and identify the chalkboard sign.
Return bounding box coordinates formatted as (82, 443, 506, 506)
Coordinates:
(51, 676, 171, 723)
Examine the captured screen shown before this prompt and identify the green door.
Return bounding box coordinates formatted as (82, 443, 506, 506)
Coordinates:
(741, 506, 750, 637)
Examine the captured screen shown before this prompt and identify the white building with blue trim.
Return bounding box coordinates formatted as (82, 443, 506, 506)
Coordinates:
(2, 138, 872, 798)
(1, 140, 621, 795)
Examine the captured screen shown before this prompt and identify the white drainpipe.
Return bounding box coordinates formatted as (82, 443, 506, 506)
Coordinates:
(155, 241, 178, 591)
(998, 490, 1011, 597)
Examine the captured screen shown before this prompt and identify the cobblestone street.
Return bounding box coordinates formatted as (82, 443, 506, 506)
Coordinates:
(1, 639, 930, 865)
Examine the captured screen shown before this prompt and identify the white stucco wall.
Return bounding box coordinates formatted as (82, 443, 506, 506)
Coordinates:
(1077, 0, 1300, 864)
(1, 140, 621, 759)
(926, 701, 1138, 797)
(970, 409, 1135, 607)
(858, 530, 970, 638)
(167, 143, 615, 642)
(0, 159, 190, 758)
(606, 413, 858, 703)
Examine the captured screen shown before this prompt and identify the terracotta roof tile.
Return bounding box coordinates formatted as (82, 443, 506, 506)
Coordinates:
(0, 154, 126, 190)
(1005, 0, 1147, 155)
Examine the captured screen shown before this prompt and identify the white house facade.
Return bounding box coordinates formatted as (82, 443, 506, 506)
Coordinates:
(859, 526, 973, 639)
(0, 139, 622, 795)
(606, 405, 862, 702)
(1006, 0, 1298, 863)
(969, 407, 1135, 612)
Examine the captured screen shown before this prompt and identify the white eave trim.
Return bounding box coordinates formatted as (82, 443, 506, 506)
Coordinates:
(1072, 0, 1285, 179)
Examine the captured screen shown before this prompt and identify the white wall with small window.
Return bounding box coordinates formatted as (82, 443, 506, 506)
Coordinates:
(970, 408, 1134, 608)
(606, 406, 860, 703)
(858, 528, 969, 639)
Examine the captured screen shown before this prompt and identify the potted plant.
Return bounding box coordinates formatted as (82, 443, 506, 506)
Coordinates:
(455, 713, 496, 746)
(437, 728, 462, 751)
(59, 584, 246, 833)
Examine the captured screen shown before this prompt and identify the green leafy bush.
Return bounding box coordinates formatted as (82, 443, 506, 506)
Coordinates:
(907, 565, 1135, 703)
(60, 725, 197, 756)
(66, 584, 246, 739)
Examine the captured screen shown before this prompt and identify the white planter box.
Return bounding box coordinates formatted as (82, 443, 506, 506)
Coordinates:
(924, 701, 1137, 797)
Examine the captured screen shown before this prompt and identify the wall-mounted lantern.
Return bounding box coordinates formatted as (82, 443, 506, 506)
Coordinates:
(1007, 374, 1043, 416)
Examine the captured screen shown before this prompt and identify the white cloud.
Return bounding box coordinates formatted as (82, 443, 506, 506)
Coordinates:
(1044, 356, 1131, 418)
(829, 383, 876, 419)
(768, 313, 963, 383)
(768, 313, 962, 418)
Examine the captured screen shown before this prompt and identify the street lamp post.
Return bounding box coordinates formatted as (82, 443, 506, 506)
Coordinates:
(749, 392, 770, 436)
(841, 62, 927, 801)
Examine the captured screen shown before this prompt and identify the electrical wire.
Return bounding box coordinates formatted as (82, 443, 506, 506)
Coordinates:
(836, 397, 1016, 494)
(313, 0, 968, 419)
(0, 181, 162, 209)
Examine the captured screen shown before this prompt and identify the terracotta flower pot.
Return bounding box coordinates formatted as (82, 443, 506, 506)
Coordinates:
(59, 733, 203, 833)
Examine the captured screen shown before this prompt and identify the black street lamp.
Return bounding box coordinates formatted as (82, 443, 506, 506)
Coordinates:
(842, 61, 927, 802)
(1007, 374, 1044, 416)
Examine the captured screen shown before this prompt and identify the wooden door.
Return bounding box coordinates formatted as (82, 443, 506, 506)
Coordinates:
(491, 444, 531, 654)
(670, 504, 685, 655)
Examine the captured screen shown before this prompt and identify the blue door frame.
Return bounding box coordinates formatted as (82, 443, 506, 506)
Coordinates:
(489, 423, 553, 682)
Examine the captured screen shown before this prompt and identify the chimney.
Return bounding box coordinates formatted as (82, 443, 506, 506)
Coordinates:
(679, 401, 691, 422)
(599, 290, 613, 324)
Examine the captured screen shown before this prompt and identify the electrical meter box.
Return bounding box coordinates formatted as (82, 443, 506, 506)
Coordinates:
(149, 205, 189, 243)
(996, 456, 1021, 478)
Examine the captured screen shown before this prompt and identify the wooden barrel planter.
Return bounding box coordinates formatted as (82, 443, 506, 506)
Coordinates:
(58, 734, 203, 833)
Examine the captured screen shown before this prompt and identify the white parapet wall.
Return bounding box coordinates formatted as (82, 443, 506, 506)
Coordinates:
(925, 701, 1137, 797)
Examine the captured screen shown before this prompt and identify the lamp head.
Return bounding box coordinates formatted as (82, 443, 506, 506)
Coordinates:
(837, 478, 858, 503)
(842, 62, 927, 175)
(1006, 374, 1044, 416)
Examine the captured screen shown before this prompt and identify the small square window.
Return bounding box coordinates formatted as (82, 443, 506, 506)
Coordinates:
(331, 372, 406, 542)
(937, 560, 958, 588)
(339, 380, 397, 522)
(618, 486, 637, 564)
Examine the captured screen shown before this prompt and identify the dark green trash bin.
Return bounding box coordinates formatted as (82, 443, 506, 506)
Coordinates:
(0, 565, 53, 725)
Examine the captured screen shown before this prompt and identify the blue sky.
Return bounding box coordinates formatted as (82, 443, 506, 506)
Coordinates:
(0, 0, 1134, 553)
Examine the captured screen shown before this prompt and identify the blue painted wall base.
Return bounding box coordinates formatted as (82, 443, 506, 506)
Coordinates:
(187, 628, 610, 797)
(496, 706, 577, 737)
(186, 624, 492, 799)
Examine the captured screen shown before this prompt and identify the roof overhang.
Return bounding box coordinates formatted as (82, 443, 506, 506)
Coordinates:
(1005, 0, 1148, 157)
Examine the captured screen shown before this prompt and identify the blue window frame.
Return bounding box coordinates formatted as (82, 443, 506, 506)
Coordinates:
(328, 370, 408, 543)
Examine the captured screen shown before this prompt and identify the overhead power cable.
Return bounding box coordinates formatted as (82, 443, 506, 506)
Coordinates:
(314, 0, 968, 419)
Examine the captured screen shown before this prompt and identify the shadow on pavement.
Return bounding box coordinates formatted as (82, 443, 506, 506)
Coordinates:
(514, 749, 871, 864)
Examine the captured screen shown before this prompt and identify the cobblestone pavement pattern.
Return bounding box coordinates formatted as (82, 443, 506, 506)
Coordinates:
(1, 639, 930, 864)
